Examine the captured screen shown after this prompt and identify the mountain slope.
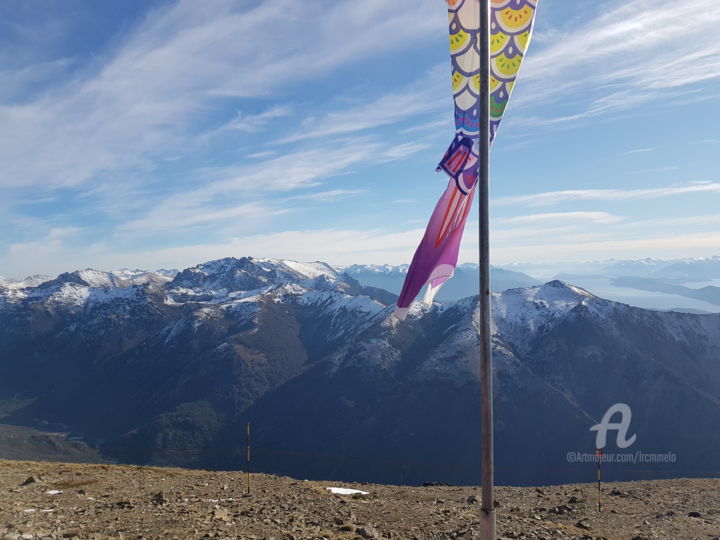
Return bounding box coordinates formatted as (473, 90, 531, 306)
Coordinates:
(0, 258, 718, 486)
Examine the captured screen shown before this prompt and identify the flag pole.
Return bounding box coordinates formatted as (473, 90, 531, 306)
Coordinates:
(478, 0, 495, 538)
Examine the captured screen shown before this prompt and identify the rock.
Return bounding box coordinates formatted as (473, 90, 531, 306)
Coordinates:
(212, 508, 231, 522)
(21, 477, 37, 487)
(576, 518, 591, 530)
(356, 525, 379, 539)
(152, 491, 168, 506)
(687, 511, 701, 518)
(549, 505, 573, 515)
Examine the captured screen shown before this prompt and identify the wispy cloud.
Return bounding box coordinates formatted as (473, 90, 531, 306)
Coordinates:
(619, 148, 653, 156)
(289, 189, 364, 202)
(116, 202, 286, 236)
(279, 65, 448, 144)
(200, 106, 292, 140)
(494, 212, 624, 226)
(113, 138, 424, 239)
(513, 0, 720, 122)
(3, 227, 428, 278)
(491, 231, 720, 266)
(0, 0, 443, 189)
(495, 182, 720, 207)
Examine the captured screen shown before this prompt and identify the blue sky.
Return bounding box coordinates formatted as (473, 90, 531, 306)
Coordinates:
(2, 0, 720, 278)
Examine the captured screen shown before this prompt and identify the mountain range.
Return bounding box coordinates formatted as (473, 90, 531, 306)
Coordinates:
(343, 263, 540, 300)
(1, 256, 719, 486)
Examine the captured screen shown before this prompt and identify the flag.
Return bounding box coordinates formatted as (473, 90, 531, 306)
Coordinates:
(393, 0, 538, 320)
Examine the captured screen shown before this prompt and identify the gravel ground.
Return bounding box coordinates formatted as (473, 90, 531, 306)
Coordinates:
(0, 460, 718, 539)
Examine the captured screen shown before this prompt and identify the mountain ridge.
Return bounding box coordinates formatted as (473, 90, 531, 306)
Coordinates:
(0, 256, 718, 486)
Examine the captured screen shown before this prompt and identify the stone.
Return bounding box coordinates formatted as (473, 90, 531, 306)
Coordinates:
(212, 508, 231, 522)
(152, 491, 168, 506)
(356, 525, 379, 539)
(576, 519, 591, 530)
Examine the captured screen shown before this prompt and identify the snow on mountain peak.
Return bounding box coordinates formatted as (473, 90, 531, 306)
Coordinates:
(276, 260, 338, 280)
(492, 280, 598, 346)
(75, 269, 124, 288)
(170, 256, 344, 295)
(535, 280, 595, 303)
(0, 274, 53, 289)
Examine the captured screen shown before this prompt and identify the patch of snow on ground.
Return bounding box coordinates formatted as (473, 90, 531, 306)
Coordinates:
(325, 487, 369, 495)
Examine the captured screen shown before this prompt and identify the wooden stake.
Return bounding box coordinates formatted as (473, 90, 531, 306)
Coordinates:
(595, 448, 602, 512)
(246, 421, 251, 496)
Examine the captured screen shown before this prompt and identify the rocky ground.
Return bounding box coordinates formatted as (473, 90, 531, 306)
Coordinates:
(0, 460, 718, 540)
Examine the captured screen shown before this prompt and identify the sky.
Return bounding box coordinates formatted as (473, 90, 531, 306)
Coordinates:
(1, 0, 720, 278)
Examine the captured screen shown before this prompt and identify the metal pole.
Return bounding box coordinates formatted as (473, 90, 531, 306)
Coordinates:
(478, 0, 495, 539)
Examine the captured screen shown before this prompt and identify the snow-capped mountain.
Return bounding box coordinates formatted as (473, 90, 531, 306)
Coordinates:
(0, 256, 718, 486)
(0, 274, 53, 289)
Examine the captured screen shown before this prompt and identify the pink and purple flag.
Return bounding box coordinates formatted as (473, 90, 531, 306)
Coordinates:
(394, 0, 538, 320)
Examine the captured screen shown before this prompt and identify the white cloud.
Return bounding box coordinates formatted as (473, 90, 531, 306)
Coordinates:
(289, 189, 364, 202)
(490, 231, 720, 265)
(619, 148, 653, 156)
(8, 208, 720, 278)
(494, 212, 624, 226)
(201, 106, 292, 139)
(2, 227, 427, 277)
(279, 66, 448, 144)
(513, 0, 720, 121)
(0, 0, 443, 189)
(112, 138, 422, 239)
(116, 201, 286, 236)
(495, 182, 720, 208)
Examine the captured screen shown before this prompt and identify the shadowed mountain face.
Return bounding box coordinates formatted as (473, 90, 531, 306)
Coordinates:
(344, 264, 541, 301)
(1, 257, 718, 486)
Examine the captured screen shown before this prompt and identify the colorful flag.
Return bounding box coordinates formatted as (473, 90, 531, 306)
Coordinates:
(394, 0, 538, 320)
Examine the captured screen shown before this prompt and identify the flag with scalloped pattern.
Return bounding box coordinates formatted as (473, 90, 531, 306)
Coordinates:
(394, 0, 538, 320)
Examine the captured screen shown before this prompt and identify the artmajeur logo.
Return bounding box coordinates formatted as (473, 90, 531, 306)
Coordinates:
(590, 402, 636, 449)
(566, 403, 677, 465)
